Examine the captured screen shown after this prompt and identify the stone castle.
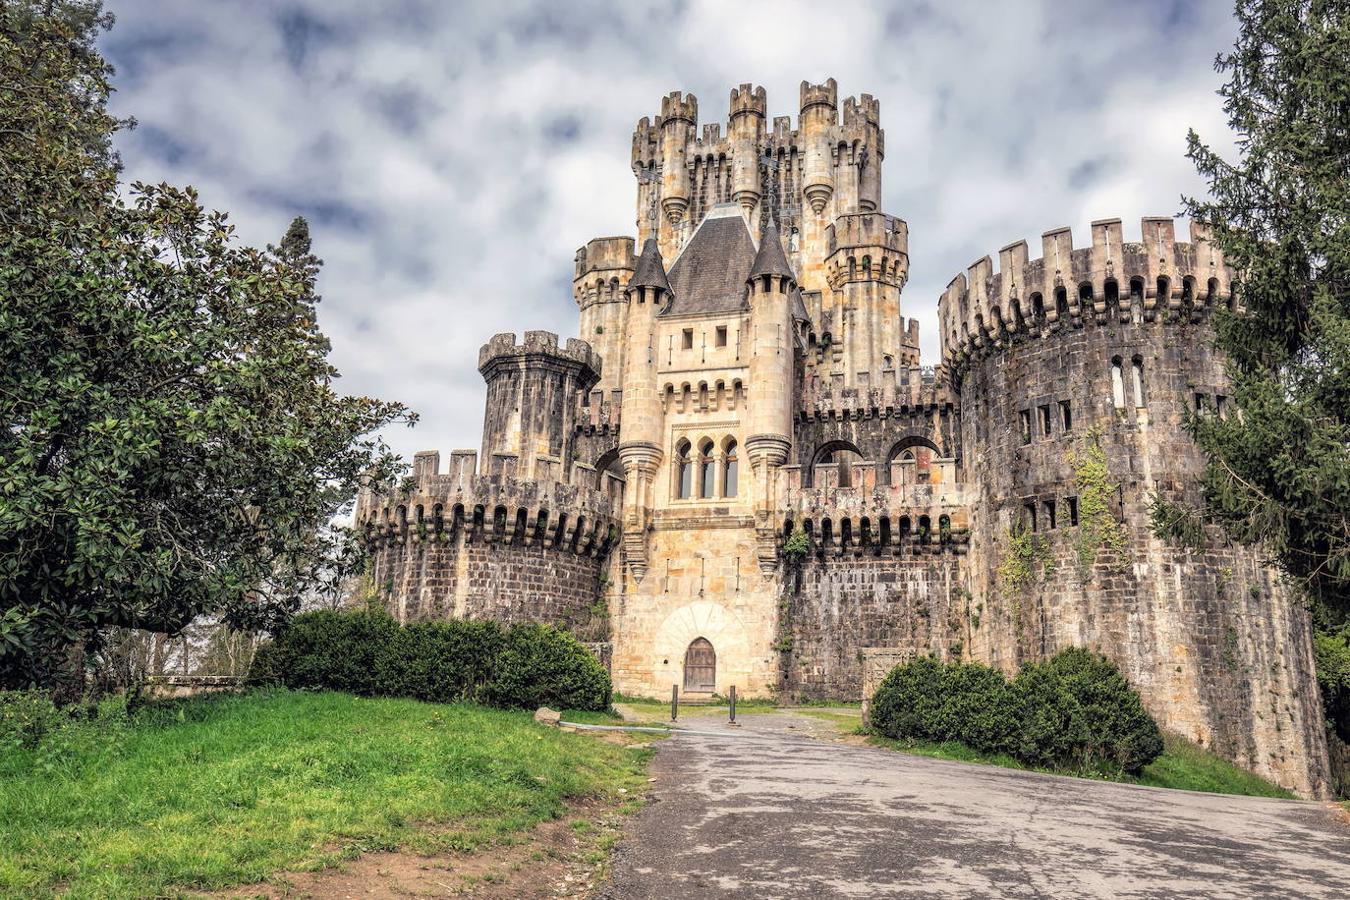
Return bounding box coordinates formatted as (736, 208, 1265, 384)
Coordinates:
(356, 80, 1330, 797)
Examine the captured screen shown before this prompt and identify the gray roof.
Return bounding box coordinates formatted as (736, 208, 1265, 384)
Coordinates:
(749, 218, 795, 281)
(790, 285, 810, 323)
(630, 237, 672, 293)
(661, 204, 754, 317)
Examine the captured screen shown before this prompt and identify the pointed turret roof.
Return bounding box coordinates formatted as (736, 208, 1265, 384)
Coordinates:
(749, 218, 795, 282)
(630, 237, 672, 294)
(790, 285, 810, 323)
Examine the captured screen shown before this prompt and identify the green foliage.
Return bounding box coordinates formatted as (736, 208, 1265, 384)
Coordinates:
(254, 610, 611, 711)
(998, 527, 1054, 592)
(1314, 626, 1350, 743)
(1068, 438, 1128, 571)
(0, 690, 648, 897)
(1180, 0, 1350, 623)
(782, 525, 811, 561)
(871, 649, 1163, 775)
(0, 3, 413, 689)
(0, 690, 66, 751)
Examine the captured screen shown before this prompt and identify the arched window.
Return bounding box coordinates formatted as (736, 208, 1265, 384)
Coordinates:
(1111, 356, 1126, 408)
(1131, 356, 1147, 408)
(698, 439, 715, 498)
(675, 439, 693, 499)
(723, 439, 738, 498)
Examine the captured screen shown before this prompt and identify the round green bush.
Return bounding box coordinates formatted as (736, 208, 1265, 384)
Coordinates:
(260, 609, 398, 696)
(869, 656, 947, 742)
(373, 620, 504, 704)
(1010, 660, 1085, 767)
(942, 662, 1016, 754)
(1040, 647, 1163, 774)
(484, 624, 611, 712)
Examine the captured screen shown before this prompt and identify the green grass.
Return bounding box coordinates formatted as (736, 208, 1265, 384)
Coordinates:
(0, 689, 650, 898)
(866, 729, 1295, 799)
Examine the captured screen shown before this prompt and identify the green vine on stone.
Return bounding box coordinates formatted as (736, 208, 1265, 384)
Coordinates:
(1068, 432, 1129, 573)
(998, 526, 1054, 593)
(782, 525, 811, 561)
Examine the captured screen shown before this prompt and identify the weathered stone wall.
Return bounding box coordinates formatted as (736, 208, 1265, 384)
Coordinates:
(940, 228, 1331, 796)
(780, 551, 964, 700)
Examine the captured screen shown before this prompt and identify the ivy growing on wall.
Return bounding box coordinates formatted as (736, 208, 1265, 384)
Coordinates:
(782, 526, 811, 561)
(998, 527, 1054, 593)
(1068, 433, 1129, 573)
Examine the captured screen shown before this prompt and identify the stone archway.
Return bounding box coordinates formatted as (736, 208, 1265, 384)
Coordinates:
(683, 637, 716, 693)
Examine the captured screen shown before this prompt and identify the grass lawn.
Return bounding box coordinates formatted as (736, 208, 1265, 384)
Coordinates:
(865, 728, 1295, 799)
(0, 689, 650, 898)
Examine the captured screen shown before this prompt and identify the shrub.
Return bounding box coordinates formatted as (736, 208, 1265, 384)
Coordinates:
(870, 655, 947, 742)
(486, 624, 611, 711)
(1039, 647, 1163, 774)
(0, 690, 66, 751)
(374, 619, 504, 704)
(252, 612, 611, 712)
(871, 647, 1162, 775)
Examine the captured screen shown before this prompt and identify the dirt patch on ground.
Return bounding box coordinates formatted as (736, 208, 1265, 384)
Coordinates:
(209, 794, 634, 899)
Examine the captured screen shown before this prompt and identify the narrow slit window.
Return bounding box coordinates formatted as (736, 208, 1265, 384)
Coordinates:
(1215, 395, 1227, 419)
(1019, 410, 1032, 445)
(715, 325, 728, 348)
(1131, 356, 1147, 408)
(1067, 497, 1079, 526)
(1038, 404, 1052, 437)
(682, 328, 694, 350)
(1024, 502, 1038, 533)
(1111, 357, 1126, 408)
(1059, 399, 1073, 431)
(1195, 392, 1207, 414)
(1043, 499, 1057, 530)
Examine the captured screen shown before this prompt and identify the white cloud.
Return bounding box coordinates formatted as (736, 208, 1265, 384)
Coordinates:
(101, 0, 1241, 462)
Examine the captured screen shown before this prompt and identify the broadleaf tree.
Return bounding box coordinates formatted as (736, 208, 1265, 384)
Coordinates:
(1157, 0, 1350, 628)
(0, 2, 414, 690)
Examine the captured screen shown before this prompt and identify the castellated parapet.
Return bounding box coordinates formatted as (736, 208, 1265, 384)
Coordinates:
(361, 78, 1330, 798)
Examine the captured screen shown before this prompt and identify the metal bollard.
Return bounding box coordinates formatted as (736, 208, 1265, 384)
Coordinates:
(729, 685, 737, 724)
(671, 684, 679, 722)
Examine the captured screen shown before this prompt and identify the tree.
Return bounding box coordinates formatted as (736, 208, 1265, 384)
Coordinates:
(1162, 0, 1350, 623)
(0, 2, 414, 691)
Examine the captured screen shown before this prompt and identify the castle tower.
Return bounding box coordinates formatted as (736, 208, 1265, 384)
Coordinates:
(729, 84, 766, 220)
(745, 219, 797, 570)
(477, 331, 601, 483)
(843, 94, 883, 212)
(823, 213, 912, 386)
(573, 236, 636, 398)
(799, 79, 837, 216)
(616, 238, 672, 580)
(659, 92, 697, 251)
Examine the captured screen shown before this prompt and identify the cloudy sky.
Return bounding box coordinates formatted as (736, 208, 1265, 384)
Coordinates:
(100, 0, 1239, 463)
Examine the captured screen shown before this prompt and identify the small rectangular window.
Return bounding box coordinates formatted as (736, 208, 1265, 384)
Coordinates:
(1024, 502, 1038, 532)
(682, 328, 694, 350)
(1059, 399, 1073, 431)
(1067, 496, 1079, 526)
(1043, 499, 1057, 530)
(1038, 404, 1052, 437)
(1195, 392, 1207, 414)
(1019, 410, 1032, 445)
(1215, 394, 1227, 419)
(715, 326, 728, 348)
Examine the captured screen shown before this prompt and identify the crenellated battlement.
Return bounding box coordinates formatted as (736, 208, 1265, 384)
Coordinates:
(572, 236, 635, 307)
(799, 364, 953, 420)
(937, 216, 1236, 378)
(631, 117, 661, 167)
(356, 453, 618, 557)
(825, 213, 909, 288)
(799, 78, 838, 116)
(842, 93, 880, 129)
(778, 480, 971, 559)
(660, 90, 698, 125)
(729, 83, 767, 119)
(478, 330, 602, 377)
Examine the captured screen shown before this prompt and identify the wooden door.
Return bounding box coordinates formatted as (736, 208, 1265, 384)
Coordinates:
(683, 638, 715, 693)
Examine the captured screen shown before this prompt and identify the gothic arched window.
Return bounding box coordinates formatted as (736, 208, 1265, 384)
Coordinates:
(699, 439, 715, 499)
(723, 439, 738, 498)
(675, 439, 693, 499)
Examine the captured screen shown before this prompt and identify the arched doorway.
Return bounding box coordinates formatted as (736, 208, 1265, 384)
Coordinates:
(683, 637, 715, 693)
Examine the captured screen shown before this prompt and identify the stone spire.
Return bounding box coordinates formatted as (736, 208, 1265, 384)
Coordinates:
(630, 237, 672, 295)
(749, 218, 795, 283)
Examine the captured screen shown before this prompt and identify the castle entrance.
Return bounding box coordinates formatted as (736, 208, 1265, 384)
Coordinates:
(683, 637, 715, 693)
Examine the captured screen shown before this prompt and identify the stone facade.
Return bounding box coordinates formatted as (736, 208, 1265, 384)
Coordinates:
(356, 80, 1330, 797)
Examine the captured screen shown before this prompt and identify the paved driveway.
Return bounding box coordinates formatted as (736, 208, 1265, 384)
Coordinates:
(599, 712, 1350, 899)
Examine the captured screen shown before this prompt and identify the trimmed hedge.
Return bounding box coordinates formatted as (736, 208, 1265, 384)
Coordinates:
(249, 611, 610, 711)
(871, 647, 1162, 774)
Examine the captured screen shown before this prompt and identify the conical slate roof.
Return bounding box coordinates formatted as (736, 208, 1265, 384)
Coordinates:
(790, 285, 810, 323)
(630, 237, 672, 294)
(748, 218, 795, 282)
